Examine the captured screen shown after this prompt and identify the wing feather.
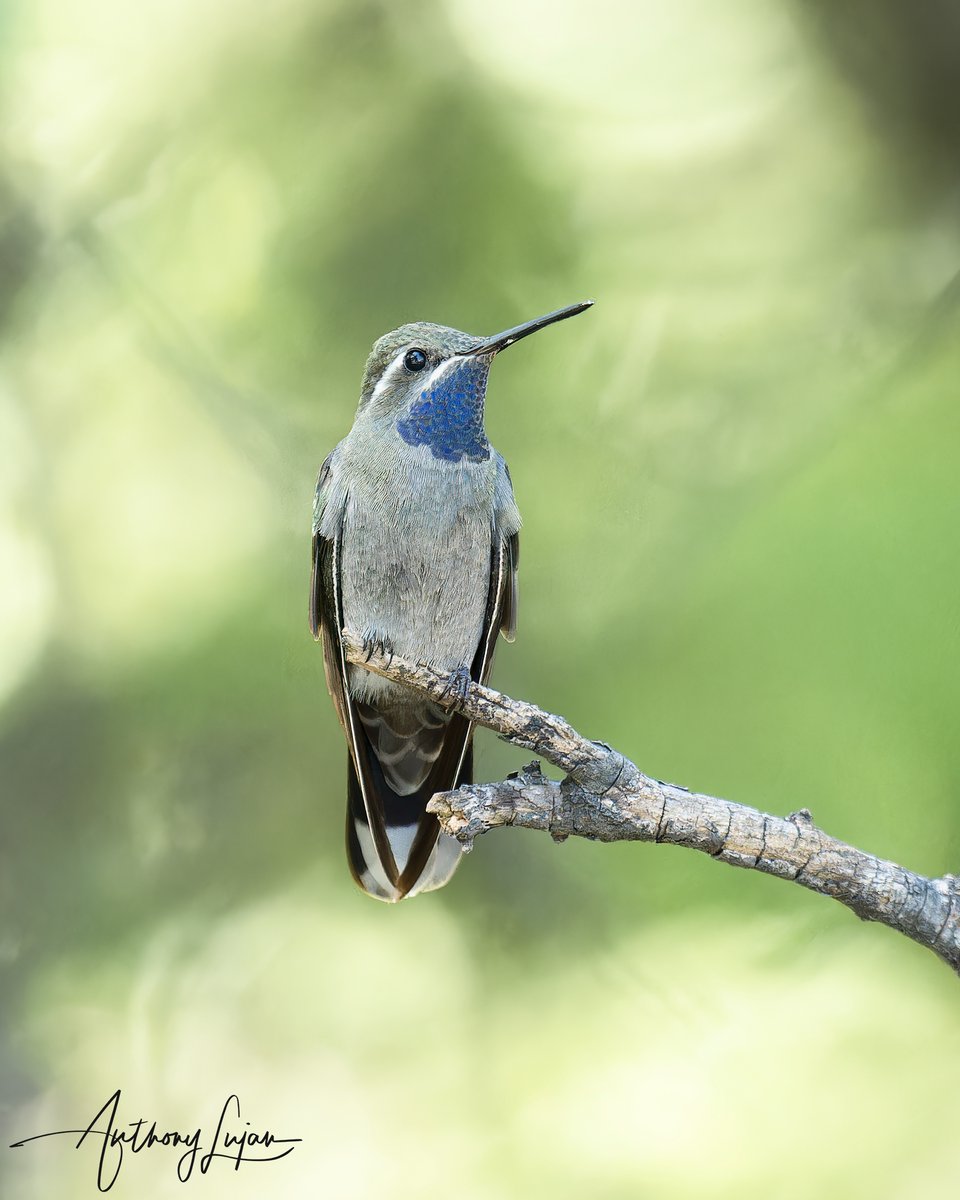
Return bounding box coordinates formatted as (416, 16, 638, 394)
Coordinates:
(311, 458, 403, 890)
(311, 449, 520, 901)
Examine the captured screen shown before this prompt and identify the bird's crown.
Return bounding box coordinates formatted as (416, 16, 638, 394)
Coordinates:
(360, 323, 478, 406)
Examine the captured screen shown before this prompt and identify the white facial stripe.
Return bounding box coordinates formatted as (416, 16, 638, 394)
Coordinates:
(370, 350, 411, 405)
(372, 348, 464, 408)
(423, 356, 458, 392)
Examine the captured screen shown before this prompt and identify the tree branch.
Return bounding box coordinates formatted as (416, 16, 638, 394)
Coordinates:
(342, 632, 960, 973)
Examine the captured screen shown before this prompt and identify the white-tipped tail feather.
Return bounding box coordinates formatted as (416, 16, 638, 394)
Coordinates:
(350, 815, 462, 903)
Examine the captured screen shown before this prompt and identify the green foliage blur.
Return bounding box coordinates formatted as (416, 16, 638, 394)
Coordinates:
(3, 0, 960, 1196)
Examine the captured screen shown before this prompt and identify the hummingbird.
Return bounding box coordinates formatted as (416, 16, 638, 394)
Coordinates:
(310, 300, 593, 901)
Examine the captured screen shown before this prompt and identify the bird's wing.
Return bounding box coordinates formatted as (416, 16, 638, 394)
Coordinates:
(493, 455, 520, 647)
(310, 454, 346, 727)
(310, 453, 408, 895)
(497, 530, 519, 646)
(311, 453, 519, 901)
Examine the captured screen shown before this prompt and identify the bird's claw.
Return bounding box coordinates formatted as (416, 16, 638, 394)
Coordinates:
(361, 633, 394, 666)
(439, 665, 472, 709)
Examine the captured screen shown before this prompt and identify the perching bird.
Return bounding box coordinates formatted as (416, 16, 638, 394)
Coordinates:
(310, 301, 593, 901)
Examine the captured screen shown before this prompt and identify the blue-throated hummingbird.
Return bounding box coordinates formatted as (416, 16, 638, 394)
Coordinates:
(310, 300, 593, 901)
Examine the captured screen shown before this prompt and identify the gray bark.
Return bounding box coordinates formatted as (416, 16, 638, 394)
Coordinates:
(342, 632, 960, 973)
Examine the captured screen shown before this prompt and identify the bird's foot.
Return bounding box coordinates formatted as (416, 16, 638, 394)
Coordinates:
(439, 664, 472, 710)
(361, 632, 395, 667)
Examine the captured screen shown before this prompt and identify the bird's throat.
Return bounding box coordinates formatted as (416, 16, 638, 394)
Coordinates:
(396, 357, 491, 463)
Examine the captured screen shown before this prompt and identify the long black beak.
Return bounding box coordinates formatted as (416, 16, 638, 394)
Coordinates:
(458, 300, 594, 357)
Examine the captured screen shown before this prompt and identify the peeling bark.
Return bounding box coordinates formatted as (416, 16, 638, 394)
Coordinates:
(342, 632, 960, 973)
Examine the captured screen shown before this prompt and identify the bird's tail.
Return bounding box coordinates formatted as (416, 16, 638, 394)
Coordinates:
(345, 743, 470, 902)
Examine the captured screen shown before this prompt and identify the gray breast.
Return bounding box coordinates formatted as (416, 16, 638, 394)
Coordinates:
(339, 442, 495, 704)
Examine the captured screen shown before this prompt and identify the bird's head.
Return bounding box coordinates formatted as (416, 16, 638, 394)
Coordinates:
(355, 301, 593, 464)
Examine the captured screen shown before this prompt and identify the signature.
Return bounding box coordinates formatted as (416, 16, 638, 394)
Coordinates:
(9, 1089, 301, 1191)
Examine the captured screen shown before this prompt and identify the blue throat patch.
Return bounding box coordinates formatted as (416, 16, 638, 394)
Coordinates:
(396, 358, 491, 463)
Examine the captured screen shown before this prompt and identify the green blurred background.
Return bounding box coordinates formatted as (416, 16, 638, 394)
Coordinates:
(3, 0, 960, 1195)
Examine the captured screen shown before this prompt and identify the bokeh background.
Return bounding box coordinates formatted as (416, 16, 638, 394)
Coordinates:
(3, 0, 960, 1195)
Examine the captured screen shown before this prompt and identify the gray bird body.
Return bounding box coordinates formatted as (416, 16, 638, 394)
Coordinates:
(326, 434, 518, 704)
(311, 302, 591, 901)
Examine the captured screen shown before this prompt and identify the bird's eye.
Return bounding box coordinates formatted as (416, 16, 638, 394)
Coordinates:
(404, 348, 427, 372)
